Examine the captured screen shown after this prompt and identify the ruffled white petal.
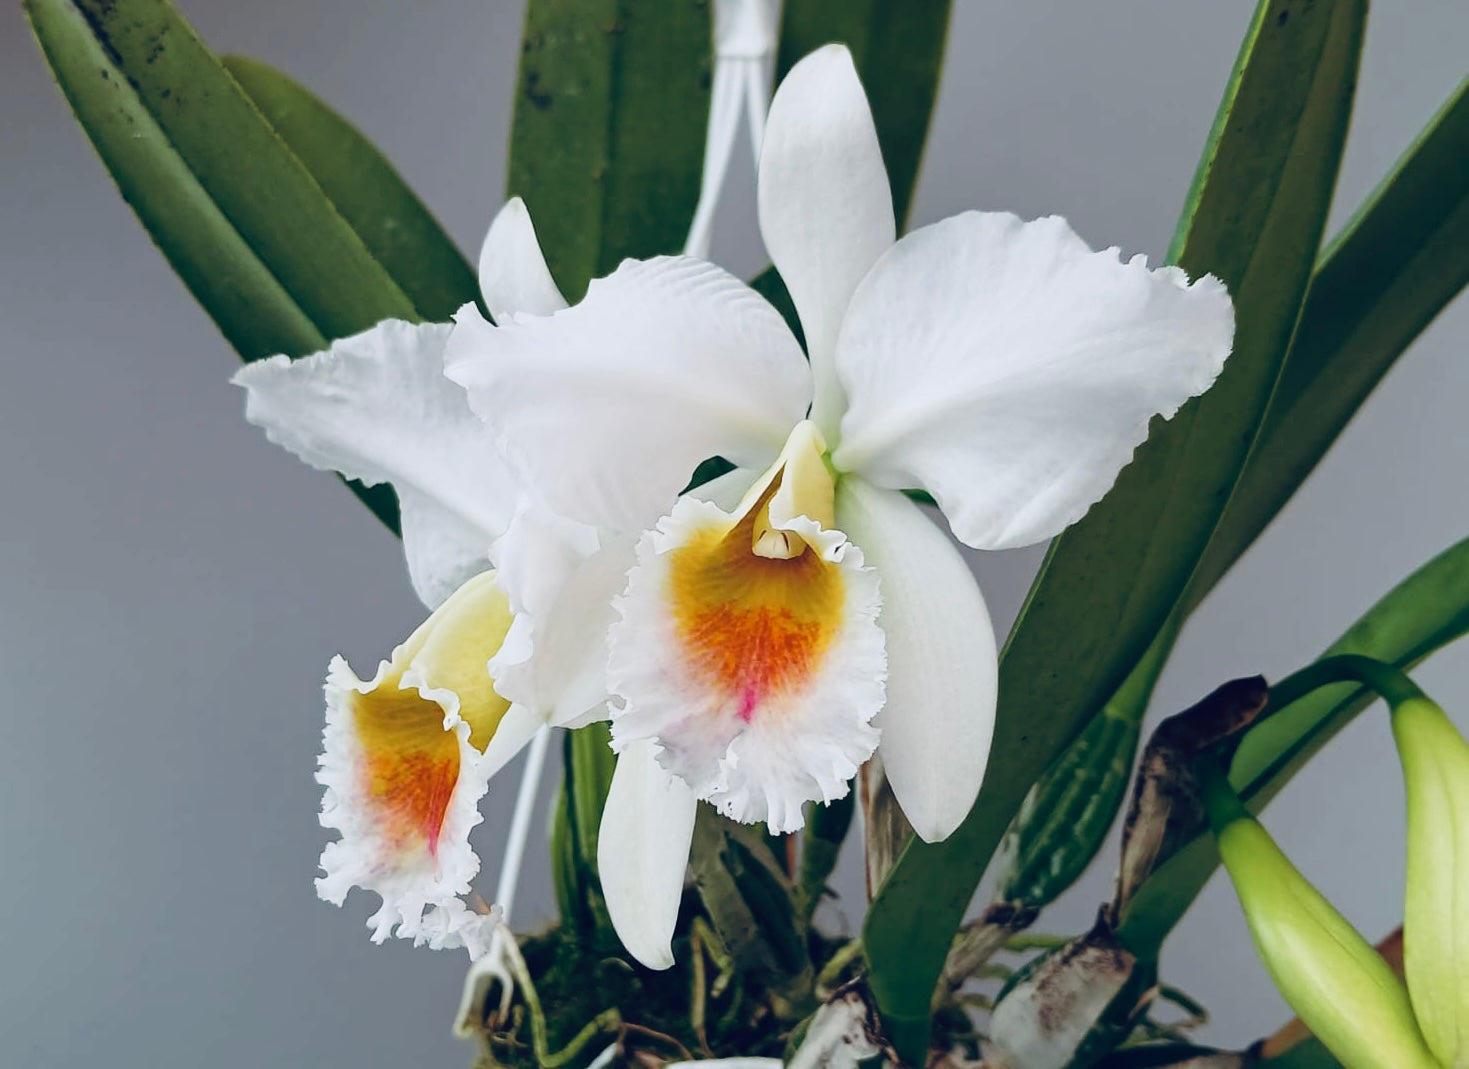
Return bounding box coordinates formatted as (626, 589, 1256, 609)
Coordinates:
(607, 440, 885, 834)
(444, 256, 811, 533)
(233, 320, 516, 607)
(758, 44, 895, 436)
(597, 739, 699, 970)
(315, 571, 517, 956)
(477, 197, 568, 322)
(831, 212, 1234, 550)
(317, 655, 499, 956)
(488, 506, 635, 727)
(834, 478, 997, 843)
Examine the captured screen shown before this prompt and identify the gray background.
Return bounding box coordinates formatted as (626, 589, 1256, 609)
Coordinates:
(4, 1, 1467, 1065)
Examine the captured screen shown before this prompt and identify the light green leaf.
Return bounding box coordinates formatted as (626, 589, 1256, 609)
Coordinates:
(222, 54, 480, 323)
(507, 0, 711, 300)
(1117, 534, 1469, 958)
(863, 1, 1365, 1052)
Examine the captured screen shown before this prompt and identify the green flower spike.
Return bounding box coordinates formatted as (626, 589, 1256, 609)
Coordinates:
(1393, 695, 1469, 1068)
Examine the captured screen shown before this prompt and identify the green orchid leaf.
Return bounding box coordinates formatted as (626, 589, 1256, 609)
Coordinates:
(24, 0, 447, 532)
(1190, 73, 1469, 602)
(1013, 70, 1469, 937)
(1261, 1039, 1342, 1069)
(29, 0, 418, 339)
(24, 0, 324, 362)
(1116, 534, 1469, 958)
(797, 792, 854, 922)
(551, 722, 617, 942)
(507, 0, 711, 300)
(863, 0, 1365, 1053)
(222, 54, 480, 323)
(775, 0, 951, 227)
(994, 618, 1178, 911)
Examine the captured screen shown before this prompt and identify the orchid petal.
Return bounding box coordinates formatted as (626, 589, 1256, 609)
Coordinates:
(832, 212, 1233, 551)
(315, 571, 515, 956)
(477, 197, 568, 322)
(490, 507, 636, 727)
(609, 425, 884, 833)
(234, 320, 516, 607)
(446, 257, 810, 533)
(1393, 698, 1469, 1066)
(758, 44, 895, 435)
(598, 739, 698, 970)
(835, 478, 997, 843)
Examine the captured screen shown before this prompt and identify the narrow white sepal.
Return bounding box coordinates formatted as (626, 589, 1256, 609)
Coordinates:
(758, 44, 895, 437)
(835, 478, 998, 843)
(478, 197, 568, 323)
(598, 740, 698, 970)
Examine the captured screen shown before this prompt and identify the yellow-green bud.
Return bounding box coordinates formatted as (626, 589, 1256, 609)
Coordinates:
(1393, 697, 1469, 1068)
(1205, 767, 1437, 1069)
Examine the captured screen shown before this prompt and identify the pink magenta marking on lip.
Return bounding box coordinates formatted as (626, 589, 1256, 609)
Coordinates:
(737, 683, 761, 723)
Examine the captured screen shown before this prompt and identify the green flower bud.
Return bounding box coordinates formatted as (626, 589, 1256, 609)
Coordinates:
(1393, 697, 1469, 1068)
(1203, 766, 1437, 1069)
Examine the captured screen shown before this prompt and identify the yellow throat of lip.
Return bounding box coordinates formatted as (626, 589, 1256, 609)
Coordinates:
(666, 421, 845, 725)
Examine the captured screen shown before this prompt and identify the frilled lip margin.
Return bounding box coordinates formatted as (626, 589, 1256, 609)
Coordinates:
(316, 655, 500, 957)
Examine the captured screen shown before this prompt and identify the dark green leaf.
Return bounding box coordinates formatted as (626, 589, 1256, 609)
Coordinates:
(25, 0, 324, 362)
(508, 0, 712, 300)
(222, 54, 480, 323)
(775, 0, 951, 227)
(994, 619, 1177, 909)
(25, 0, 443, 531)
(863, 1, 1365, 1050)
(1002, 70, 1469, 958)
(1189, 74, 1469, 603)
(1116, 534, 1469, 957)
(1261, 1038, 1343, 1069)
(34, 0, 418, 338)
(552, 723, 617, 941)
(797, 791, 854, 922)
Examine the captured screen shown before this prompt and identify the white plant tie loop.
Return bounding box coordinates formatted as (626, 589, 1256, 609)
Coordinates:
(684, 0, 779, 259)
(453, 723, 554, 1036)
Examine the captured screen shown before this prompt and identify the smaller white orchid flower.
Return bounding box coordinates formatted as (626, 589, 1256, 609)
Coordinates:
(446, 45, 1233, 968)
(233, 204, 618, 955)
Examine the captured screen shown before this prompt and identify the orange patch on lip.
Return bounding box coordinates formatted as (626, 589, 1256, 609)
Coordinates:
(351, 687, 462, 860)
(669, 485, 845, 722)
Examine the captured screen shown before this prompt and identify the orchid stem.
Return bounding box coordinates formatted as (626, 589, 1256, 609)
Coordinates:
(1266, 653, 1426, 714)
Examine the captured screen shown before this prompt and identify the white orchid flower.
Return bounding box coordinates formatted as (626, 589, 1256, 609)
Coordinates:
(444, 44, 1233, 968)
(232, 202, 617, 956)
